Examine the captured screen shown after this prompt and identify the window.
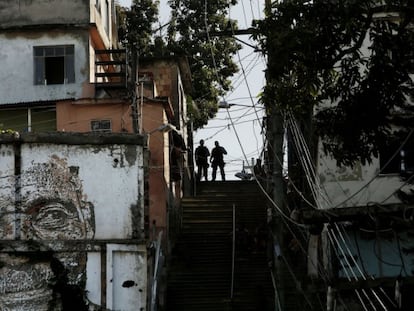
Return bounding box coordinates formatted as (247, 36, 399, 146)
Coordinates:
(379, 138, 401, 174)
(34, 45, 75, 85)
(0, 108, 56, 132)
(91, 120, 112, 133)
(379, 131, 413, 175)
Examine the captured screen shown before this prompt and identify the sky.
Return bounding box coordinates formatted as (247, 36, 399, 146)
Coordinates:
(118, 0, 266, 180)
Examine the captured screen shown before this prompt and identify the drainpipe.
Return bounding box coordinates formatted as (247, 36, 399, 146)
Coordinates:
(27, 108, 32, 132)
(131, 48, 139, 134)
(139, 81, 143, 134)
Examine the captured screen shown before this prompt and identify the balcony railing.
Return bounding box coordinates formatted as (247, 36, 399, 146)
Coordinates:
(94, 49, 128, 89)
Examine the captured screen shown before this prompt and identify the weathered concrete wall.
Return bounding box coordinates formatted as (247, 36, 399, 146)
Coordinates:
(317, 144, 412, 208)
(0, 31, 89, 104)
(0, 0, 90, 28)
(0, 133, 147, 311)
(0, 144, 15, 240)
(0, 0, 120, 105)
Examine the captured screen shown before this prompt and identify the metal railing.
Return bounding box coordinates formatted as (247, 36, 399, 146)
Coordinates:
(230, 203, 281, 310)
(150, 231, 163, 311)
(230, 204, 236, 300)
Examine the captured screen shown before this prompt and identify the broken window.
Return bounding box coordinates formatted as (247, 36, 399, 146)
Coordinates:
(91, 119, 112, 133)
(34, 45, 75, 85)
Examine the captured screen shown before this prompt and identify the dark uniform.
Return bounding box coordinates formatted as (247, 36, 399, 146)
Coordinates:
(195, 139, 210, 181)
(210, 141, 227, 181)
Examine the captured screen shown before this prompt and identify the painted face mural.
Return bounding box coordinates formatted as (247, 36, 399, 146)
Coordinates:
(0, 155, 95, 310)
(20, 155, 94, 241)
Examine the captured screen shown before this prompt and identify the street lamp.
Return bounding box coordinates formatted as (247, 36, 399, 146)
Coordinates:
(218, 101, 259, 109)
(145, 123, 178, 147)
(147, 123, 177, 135)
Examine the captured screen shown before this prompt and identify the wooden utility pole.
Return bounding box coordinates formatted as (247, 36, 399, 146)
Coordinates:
(264, 1, 287, 310)
(209, 2, 288, 308)
(263, 0, 285, 210)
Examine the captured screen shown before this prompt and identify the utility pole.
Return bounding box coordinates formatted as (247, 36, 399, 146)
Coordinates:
(265, 0, 284, 217)
(264, 1, 286, 310)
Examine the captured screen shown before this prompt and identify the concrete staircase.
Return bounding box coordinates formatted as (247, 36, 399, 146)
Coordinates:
(166, 180, 275, 311)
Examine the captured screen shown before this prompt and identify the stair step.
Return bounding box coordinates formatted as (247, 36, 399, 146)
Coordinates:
(166, 181, 274, 310)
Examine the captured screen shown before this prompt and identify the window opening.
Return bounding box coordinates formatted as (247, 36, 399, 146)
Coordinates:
(34, 45, 75, 85)
(379, 131, 413, 175)
(91, 120, 112, 133)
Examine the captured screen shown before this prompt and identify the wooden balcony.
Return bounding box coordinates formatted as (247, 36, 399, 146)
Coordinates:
(94, 49, 128, 90)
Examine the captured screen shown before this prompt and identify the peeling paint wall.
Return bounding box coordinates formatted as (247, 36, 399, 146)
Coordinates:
(0, 32, 89, 104)
(0, 0, 90, 27)
(0, 133, 147, 311)
(0, 0, 119, 105)
(314, 137, 414, 307)
(316, 143, 412, 208)
(0, 144, 15, 240)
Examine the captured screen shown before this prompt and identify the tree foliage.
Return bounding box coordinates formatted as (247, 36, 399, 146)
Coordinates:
(118, 0, 160, 56)
(167, 0, 241, 129)
(117, 0, 241, 129)
(254, 0, 414, 166)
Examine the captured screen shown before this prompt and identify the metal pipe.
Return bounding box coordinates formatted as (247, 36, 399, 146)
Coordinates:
(27, 108, 32, 132)
(270, 269, 282, 311)
(230, 203, 235, 300)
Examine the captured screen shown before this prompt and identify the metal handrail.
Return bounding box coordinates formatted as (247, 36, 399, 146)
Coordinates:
(270, 268, 282, 311)
(150, 231, 163, 311)
(230, 203, 235, 300)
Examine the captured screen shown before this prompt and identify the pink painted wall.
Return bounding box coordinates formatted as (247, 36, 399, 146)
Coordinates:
(143, 101, 171, 234)
(56, 99, 133, 133)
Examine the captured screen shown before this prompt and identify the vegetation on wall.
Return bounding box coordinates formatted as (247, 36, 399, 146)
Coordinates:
(254, 0, 414, 167)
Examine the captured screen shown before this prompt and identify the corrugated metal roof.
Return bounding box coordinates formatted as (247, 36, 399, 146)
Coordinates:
(0, 99, 74, 108)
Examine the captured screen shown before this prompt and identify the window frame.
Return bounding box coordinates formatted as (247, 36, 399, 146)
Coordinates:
(33, 45, 75, 85)
(90, 119, 112, 133)
(379, 130, 413, 175)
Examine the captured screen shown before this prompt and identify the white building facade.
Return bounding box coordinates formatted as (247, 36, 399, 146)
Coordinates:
(0, 132, 147, 310)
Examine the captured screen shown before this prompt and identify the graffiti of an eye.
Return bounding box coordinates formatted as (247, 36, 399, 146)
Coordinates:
(29, 200, 85, 240)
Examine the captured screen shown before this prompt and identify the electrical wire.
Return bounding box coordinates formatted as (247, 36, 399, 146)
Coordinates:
(332, 128, 414, 208)
(327, 228, 376, 311)
(199, 2, 266, 179)
(203, 1, 306, 227)
(286, 109, 397, 309)
(202, 3, 360, 309)
(289, 106, 412, 309)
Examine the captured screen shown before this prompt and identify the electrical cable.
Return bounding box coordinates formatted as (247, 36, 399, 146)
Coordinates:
(378, 173, 414, 204)
(253, 108, 338, 290)
(205, 2, 307, 226)
(327, 228, 376, 311)
(330, 224, 390, 310)
(203, 3, 355, 309)
(289, 109, 411, 309)
(287, 109, 395, 309)
(395, 231, 409, 277)
(332, 128, 414, 208)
